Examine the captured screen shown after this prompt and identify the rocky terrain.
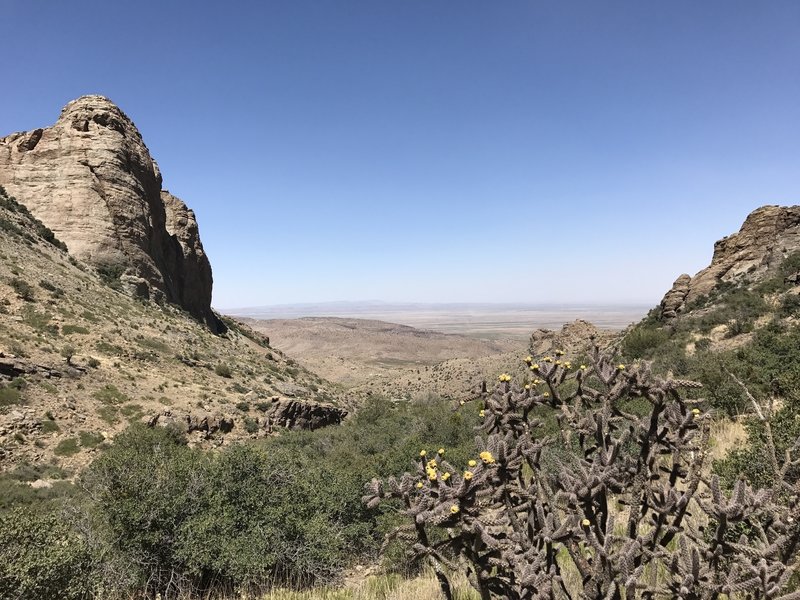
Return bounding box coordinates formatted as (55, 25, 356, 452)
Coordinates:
(248, 316, 625, 402)
(0, 100, 347, 475)
(0, 95, 221, 331)
(659, 205, 800, 319)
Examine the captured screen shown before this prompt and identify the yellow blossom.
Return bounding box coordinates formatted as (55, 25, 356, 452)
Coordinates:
(459, 400, 465, 406)
(416, 481, 423, 489)
(692, 408, 700, 416)
(442, 472, 451, 481)
(531, 364, 539, 371)
(617, 364, 625, 370)
(450, 505, 460, 514)
(468, 460, 477, 467)
(427, 468, 437, 481)
(524, 384, 530, 390)
(580, 365, 587, 370)
(463, 471, 474, 480)
(524, 356, 533, 363)
(555, 360, 562, 366)
(480, 451, 496, 464)
(581, 518, 591, 527)
(427, 459, 438, 469)
(479, 409, 485, 417)
(419, 449, 427, 457)
(555, 349, 565, 356)
(543, 356, 552, 362)
(564, 362, 572, 369)
(438, 448, 445, 455)
(543, 392, 550, 398)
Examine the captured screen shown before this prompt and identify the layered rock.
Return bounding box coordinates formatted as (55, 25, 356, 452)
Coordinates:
(0, 95, 223, 332)
(528, 319, 617, 357)
(659, 205, 800, 318)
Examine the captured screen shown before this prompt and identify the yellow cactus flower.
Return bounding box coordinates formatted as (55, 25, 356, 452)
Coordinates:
(524, 384, 530, 390)
(581, 518, 591, 527)
(531, 364, 539, 371)
(416, 481, 423, 489)
(438, 447, 445, 455)
(468, 459, 477, 467)
(450, 505, 460, 514)
(543, 356, 552, 362)
(419, 449, 427, 457)
(555, 349, 565, 356)
(479, 409, 485, 417)
(617, 364, 625, 370)
(427, 468, 437, 481)
(543, 392, 550, 398)
(692, 408, 701, 416)
(463, 470, 474, 480)
(564, 362, 572, 369)
(480, 451, 496, 464)
(427, 459, 438, 469)
(555, 360, 562, 366)
(524, 356, 533, 364)
(459, 400, 465, 406)
(442, 472, 451, 481)
(580, 365, 587, 371)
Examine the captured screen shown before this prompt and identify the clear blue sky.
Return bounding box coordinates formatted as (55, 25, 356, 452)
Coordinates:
(2, 1, 798, 309)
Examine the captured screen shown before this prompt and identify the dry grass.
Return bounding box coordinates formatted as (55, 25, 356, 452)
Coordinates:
(253, 572, 478, 600)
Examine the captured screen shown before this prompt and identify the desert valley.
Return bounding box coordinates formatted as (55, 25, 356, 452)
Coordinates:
(1, 96, 800, 600)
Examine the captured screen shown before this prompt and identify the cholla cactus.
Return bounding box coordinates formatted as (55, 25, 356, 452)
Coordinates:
(364, 343, 800, 599)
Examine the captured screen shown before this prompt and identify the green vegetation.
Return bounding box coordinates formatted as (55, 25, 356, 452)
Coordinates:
(92, 384, 129, 405)
(62, 324, 90, 335)
(0, 186, 68, 251)
(214, 363, 233, 378)
(53, 438, 81, 456)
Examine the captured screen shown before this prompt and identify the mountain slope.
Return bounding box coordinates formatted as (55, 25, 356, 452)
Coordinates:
(0, 185, 344, 473)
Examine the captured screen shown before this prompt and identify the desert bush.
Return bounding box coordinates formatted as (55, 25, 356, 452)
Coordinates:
(215, 363, 233, 378)
(620, 324, 669, 359)
(366, 346, 800, 599)
(0, 506, 95, 599)
(54, 437, 81, 456)
(10, 277, 34, 301)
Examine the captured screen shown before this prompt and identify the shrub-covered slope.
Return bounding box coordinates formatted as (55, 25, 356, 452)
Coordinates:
(0, 184, 344, 474)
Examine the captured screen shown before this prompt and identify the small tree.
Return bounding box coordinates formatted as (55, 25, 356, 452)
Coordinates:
(365, 344, 800, 599)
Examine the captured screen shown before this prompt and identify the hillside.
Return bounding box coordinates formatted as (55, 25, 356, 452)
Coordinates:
(621, 204, 800, 415)
(0, 186, 343, 475)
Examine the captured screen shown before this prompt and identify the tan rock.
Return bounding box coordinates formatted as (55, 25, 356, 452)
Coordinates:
(0, 95, 222, 331)
(659, 205, 800, 318)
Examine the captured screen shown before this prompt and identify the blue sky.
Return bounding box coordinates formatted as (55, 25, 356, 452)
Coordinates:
(2, 1, 798, 309)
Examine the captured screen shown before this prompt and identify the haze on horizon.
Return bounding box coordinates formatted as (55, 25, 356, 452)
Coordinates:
(2, 1, 798, 309)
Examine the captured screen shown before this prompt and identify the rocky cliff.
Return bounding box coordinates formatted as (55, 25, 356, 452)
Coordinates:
(0, 95, 223, 332)
(660, 205, 800, 319)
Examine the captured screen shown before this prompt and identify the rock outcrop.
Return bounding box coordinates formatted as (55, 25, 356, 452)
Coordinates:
(659, 205, 800, 318)
(0, 95, 223, 332)
(144, 399, 347, 438)
(528, 319, 616, 357)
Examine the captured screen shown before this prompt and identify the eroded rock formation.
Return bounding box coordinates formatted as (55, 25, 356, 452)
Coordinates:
(0, 95, 223, 332)
(659, 205, 800, 318)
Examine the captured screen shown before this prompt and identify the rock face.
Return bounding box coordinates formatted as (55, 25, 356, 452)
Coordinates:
(528, 319, 616, 357)
(659, 205, 800, 318)
(0, 95, 223, 332)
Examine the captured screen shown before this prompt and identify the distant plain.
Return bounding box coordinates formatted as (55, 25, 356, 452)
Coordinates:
(225, 302, 651, 340)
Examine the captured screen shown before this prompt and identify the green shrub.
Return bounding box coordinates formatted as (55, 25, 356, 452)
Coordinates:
(41, 419, 59, 433)
(0, 384, 22, 407)
(0, 507, 94, 599)
(79, 431, 105, 449)
(62, 324, 90, 335)
(214, 363, 232, 378)
(53, 438, 80, 456)
(93, 384, 129, 405)
(10, 277, 34, 301)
